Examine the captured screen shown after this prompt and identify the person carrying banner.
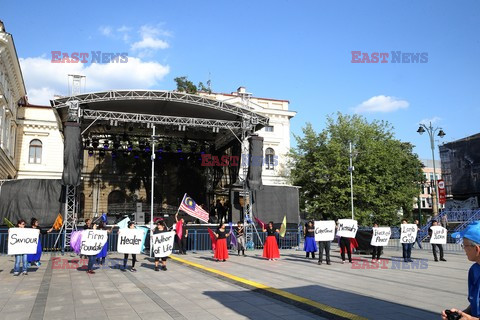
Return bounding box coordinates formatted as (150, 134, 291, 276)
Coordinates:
(371, 223, 382, 262)
(27, 218, 53, 267)
(175, 214, 188, 255)
(263, 221, 280, 261)
(122, 221, 138, 272)
(153, 221, 169, 271)
(235, 221, 246, 256)
(430, 220, 446, 262)
(304, 220, 317, 259)
(442, 221, 480, 319)
(86, 223, 97, 274)
(214, 223, 231, 261)
(401, 219, 413, 262)
(13, 219, 29, 276)
(96, 221, 112, 266)
(413, 219, 423, 249)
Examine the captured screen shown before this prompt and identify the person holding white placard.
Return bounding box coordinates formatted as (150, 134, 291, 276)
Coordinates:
(13, 219, 29, 276)
(96, 221, 112, 266)
(153, 221, 168, 271)
(429, 221, 446, 262)
(371, 223, 383, 262)
(401, 219, 414, 262)
(27, 218, 53, 267)
(122, 221, 138, 272)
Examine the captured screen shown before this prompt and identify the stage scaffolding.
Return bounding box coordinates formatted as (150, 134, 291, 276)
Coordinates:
(51, 90, 269, 252)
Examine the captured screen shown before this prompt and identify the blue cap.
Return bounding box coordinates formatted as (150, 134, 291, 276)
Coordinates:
(451, 221, 480, 244)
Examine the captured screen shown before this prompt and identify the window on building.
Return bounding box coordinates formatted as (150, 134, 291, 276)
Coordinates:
(265, 148, 275, 170)
(29, 139, 42, 164)
(421, 185, 425, 194)
(265, 125, 274, 132)
(421, 198, 426, 208)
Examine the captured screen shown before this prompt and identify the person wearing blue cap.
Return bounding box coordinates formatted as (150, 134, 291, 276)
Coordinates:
(442, 221, 480, 320)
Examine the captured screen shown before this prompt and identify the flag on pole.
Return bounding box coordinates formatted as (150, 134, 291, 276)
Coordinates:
(53, 214, 63, 230)
(208, 228, 217, 251)
(279, 215, 287, 238)
(176, 220, 183, 240)
(4, 217, 15, 228)
(117, 217, 130, 229)
(229, 231, 238, 247)
(254, 216, 266, 230)
(178, 194, 209, 223)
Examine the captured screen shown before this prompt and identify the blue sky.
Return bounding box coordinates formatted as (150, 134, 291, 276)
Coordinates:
(2, 0, 479, 160)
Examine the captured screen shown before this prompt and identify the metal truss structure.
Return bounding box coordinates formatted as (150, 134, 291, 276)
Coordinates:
(52, 90, 269, 126)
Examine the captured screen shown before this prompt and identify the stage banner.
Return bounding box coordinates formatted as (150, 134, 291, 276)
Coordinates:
(8, 228, 40, 255)
(152, 231, 175, 258)
(370, 227, 392, 246)
(438, 180, 446, 205)
(80, 230, 108, 256)
(400, 224, 417, 244)
(117, 229, 145, 254)
(430, 226, 447, 244)
(314, 221, 336, 241)
(336, 219, 358, 238)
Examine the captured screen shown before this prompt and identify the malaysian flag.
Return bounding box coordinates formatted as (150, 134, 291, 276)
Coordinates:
(178, 194, 209, 223)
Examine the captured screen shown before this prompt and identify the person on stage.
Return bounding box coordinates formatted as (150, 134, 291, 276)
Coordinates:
(304, 220, 317, 259)
(263, 221, 280, 261)
(122, 221, 138, 272)
(429, 220, 447, 262)
(214, 222, 231, 262)
(27, 218, 53, 267)
(153, 221, 168, 271)
(96, 221, 112, 266)
(13, 219, 28, 276)
(235, 221, 246, 256)
(371, 223, 383, 263)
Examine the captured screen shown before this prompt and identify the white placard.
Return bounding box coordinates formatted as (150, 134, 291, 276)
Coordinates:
(370, 227, 392, 246)
(8, 228, 40, 255)
(152, 231, 175, 258)
(336, 219, 358, 238)
(117, 229, 145, 254)
(400, 224, 417, 244)
(430, 226, 447, 244)
(314, 221, 336, 241)
(80, 230, 108, 255)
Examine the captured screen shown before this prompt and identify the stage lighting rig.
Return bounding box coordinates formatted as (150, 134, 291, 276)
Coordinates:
(88, 148, 94, 157)
(92, 139, 99, 148)
(99, 149, 105, 157)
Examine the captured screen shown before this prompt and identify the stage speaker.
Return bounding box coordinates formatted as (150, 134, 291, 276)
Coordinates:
(247, 135, 263, 190)
(135, 212, 145, 224)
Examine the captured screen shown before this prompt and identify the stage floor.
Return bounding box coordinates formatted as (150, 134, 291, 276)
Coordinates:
(0, 246, 467, 319)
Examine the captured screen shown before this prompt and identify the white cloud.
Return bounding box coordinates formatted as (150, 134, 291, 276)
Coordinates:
(354, 95, 409, 113)
(20, 56, 170, 105)
(99, 26, 112, 36)
(419, 116, 441, 125)
(130, 25, 171, 56)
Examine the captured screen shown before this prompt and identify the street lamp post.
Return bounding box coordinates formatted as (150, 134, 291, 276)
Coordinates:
(417, 122, 446, 217)
(349, 142, 355, 220)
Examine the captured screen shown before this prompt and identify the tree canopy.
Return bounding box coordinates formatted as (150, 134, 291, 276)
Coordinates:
(289, 113, 423, 226)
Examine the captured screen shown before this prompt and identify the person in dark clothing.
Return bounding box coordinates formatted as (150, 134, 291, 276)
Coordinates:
(153, 221, 168, 271)
(235, 221, 246, 256)
(413, 219, 423, 249)
(371, 223, 383, 262)
(122, 221, 138, 272)
(401, 219, 413, 262)
(304, 221, 317, 259)
(86, 223, 97, 274)
(429, 221, 447, 262)
(28, 218, 53, 267)
(216, 200, 226, 224)
(262, 221, 280, 260)
(96, 221, 112, 266)
(224, 200, 232, 223)
(214, 223, 231, 261)
(209, 206, 217, 224)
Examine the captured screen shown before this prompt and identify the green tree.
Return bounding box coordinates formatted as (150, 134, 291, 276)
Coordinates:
(174, 76, 198, 94)
(289, 113, 423, 226)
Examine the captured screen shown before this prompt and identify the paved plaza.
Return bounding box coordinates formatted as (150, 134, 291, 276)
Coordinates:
(0, 245, 471, 320)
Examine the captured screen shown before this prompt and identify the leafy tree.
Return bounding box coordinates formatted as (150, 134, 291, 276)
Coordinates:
(174, 76, 198, 94)
(289, 113, 423, 226)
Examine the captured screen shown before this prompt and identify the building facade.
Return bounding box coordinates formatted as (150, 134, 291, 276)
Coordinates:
(201, 87, 296, 185)
(0, 21, 27, 180)
(413, 159, 444, 213)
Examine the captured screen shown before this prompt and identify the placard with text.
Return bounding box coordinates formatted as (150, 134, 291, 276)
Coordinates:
(314, 221, 336, 241)
(152, 231, 175, 258)
(80, 230, 108, 255)
(8, 228, 40, 255)
(117, 229, 145, 254)
(336, 219, 358, 238)
(429, 226, 447, 244)
(400, 224, 417, 244)
(370, 227, 392, 246)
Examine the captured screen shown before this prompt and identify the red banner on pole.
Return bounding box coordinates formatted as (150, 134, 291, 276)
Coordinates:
(437, 179, 446, 204)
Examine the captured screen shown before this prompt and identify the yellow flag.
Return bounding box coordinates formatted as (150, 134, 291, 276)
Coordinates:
(53, 213, 63, 230)
(279, 215, 287, 238)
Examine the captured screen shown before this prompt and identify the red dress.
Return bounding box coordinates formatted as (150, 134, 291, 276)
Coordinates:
(263, 228, 280, 259)
(214, 229, 229, 260)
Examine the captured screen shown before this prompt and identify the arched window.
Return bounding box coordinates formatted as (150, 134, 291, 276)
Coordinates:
(29, 139, 42, 164)
(265, 148, 275, 170)
(108, 190, 126, 214)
